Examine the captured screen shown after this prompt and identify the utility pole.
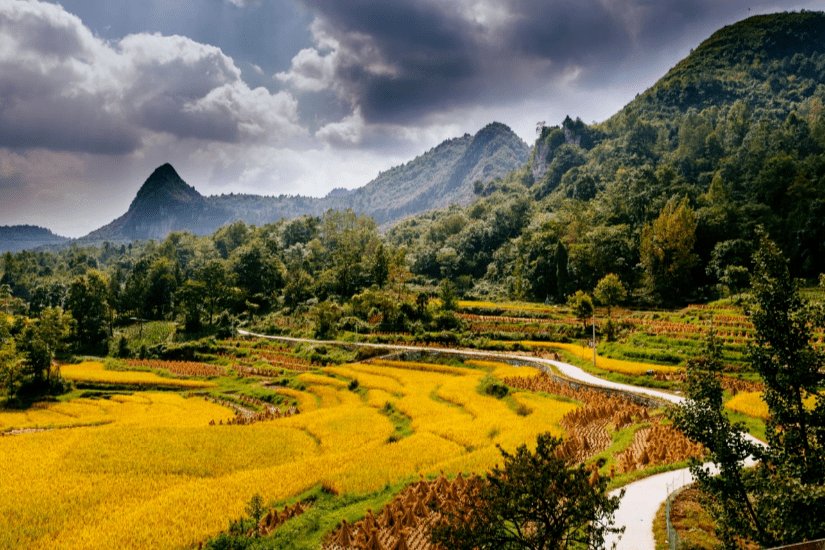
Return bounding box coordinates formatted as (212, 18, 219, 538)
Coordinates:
(592, 313, 597, 368)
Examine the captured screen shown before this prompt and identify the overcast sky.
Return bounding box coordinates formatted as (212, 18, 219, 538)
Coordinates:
(0, 0, 820, 237)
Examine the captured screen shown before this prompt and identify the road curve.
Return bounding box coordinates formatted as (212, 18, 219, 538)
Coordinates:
(237, 329, 758, 549)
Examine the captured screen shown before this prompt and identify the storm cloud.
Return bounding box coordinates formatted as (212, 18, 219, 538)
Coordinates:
(280, 0, 814, 129)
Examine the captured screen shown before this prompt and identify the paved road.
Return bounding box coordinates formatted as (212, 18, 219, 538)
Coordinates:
(237, 329, 759, 549)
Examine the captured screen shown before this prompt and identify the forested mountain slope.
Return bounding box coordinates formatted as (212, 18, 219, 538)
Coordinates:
(390, 11, 825, 305)
(333, 122, 529, 224)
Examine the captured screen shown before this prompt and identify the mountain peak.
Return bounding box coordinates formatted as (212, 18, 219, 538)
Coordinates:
(476, 121, 512, 136)
(151, 162, 181, 180)
(471, 122, 523, 148)
(131, 163, 203, 208)
(625, 11, 825, 116)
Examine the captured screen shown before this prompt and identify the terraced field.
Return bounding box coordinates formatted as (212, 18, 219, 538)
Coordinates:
(0, 355, 584, 549)
(2, 297, 789, 549)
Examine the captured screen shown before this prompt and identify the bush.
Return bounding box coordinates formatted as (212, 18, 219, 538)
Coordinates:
(479, 375, 509, 398)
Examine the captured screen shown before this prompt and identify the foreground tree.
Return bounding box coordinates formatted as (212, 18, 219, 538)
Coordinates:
(744, 233, 825, 544)
(671, 333, 767, 545)
(749, 232, 824, 483)
(432, 433, 623, 549)
(674, 234, 825, 546)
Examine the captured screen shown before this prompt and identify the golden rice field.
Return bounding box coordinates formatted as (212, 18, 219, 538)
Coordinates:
(457, 299, 558, 313)
(510, 340, 682, 375)
(726, 390, 818, 419)
(60, 361, 216, 389)
(0, 357, 575, 549)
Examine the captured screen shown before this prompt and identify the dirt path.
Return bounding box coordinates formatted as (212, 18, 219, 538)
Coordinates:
(237, 329, 761, 549)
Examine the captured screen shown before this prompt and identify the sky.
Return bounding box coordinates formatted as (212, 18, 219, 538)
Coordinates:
(0, 0, 820, 237)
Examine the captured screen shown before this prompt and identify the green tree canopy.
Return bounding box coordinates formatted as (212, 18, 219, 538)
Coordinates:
(432, 433, 623, 549)
(639, 197, 698, 305)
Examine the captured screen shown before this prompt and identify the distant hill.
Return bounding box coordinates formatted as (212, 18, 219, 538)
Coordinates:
(79, 122, 528, 242)
(0, 225, 69, 253)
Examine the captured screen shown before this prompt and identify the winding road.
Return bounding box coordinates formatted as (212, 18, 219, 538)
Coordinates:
(238, 329, 758, 549)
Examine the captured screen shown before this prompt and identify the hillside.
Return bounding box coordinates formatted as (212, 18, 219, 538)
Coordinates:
(334, 122, 529, 224)
(79, 123, 528, 242)
(0, 225, 69, 253)
(392, 11, 825, 303)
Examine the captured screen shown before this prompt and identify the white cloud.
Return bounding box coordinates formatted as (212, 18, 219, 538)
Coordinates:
(225, 0, 259, 7)
(0, 0, 306, 153)
(275, 47, 337, 92)
(315, 108, 365, 146)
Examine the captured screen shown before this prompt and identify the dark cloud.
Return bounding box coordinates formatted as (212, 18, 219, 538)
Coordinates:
(283, 0, 812, 126)
(0, 172, 25, 193)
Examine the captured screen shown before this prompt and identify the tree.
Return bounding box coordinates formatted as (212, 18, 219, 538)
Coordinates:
(673, 236, 825, 546)
(671, 333, 767, 546)
(230, 241, 284, 310)
(438, 279, 458, 312)
(639, 198, 698, 305)
(145, 257, 178, 319)
(0, 317, 23, 401)
(0, 283, 25, 315)
(555, 241, 570, 302)
(18, 307, 72, 384)
(176, 280, 206, 332)
(66, 270, 110, 354)
(567, 290, 594, 332)
(594, 274, 626, 341)
(431, 433, 623, 549)
(749, 232, 824, 484)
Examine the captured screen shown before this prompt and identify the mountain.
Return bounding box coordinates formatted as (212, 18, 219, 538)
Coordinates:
(390, 11, 825, 302)
(83, 164, 233, 242)
(332, 122, 529, 224)
(0, 225, 69, 253)
(80, 123, 528, 242)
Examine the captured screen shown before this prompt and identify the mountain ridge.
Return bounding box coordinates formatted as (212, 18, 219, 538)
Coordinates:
(75, 122, 527, 243)
(0, 225, 70, 253)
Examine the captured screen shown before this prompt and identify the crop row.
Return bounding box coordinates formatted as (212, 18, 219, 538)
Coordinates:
(125, 359, 225, 377)
(324, 473, 483, 550)
(60, 361, 215, 388)
(507, 373, 704, 474)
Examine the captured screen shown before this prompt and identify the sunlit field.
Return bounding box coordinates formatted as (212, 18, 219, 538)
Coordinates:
(61, 361, 216, 389)
(726, 390, 818, 420)
(0, 357, 574, 549)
